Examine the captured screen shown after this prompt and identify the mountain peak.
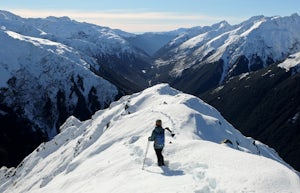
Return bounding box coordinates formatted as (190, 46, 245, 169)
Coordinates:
(290, 13, 299, 18)
(0, 10, 22, 20)
(211, 20, 231, 29)
(45, 16, 72, 22)
(244, 15, 266, 23)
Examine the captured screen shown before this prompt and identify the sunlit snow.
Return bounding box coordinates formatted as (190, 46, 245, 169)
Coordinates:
(1, 84, 298, 193)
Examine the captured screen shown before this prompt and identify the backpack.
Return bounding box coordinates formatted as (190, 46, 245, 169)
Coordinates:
(155, 130, 165, 148)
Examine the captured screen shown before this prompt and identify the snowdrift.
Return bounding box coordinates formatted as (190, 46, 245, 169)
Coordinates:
(0, 84, 299, 193)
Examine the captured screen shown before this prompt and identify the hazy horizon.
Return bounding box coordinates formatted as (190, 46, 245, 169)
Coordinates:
(1, 0, 299, 33)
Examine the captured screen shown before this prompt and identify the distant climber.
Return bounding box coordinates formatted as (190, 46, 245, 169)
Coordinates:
(148, 119, 175, 166)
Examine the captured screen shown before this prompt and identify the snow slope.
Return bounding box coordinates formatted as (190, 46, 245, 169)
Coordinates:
(1, 84, 299, 193)
(154, 14, 300, 82)
(0, 27, 118, 137)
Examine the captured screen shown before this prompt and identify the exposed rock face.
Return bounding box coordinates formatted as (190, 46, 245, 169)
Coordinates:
(201, 64, 300, 171)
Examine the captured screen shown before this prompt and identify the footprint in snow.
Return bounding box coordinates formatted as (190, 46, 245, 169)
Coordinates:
(128, 136, 139, 144)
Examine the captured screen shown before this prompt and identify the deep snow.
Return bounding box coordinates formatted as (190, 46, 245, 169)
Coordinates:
(0, 84, 299, 193)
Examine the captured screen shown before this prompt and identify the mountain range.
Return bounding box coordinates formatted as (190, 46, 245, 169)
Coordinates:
(151, 14, 300, 95)
(0, 9, 300, 174)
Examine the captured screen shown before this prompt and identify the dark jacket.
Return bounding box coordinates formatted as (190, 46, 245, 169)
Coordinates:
(149, 126, 165, 149)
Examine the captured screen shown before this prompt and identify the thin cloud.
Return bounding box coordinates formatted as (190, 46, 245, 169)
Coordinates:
(6, 8, 245, 32)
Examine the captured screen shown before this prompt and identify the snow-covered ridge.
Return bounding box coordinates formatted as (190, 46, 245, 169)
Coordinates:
(0, 84, 298, 193)
(154, 14, 300, 81)
(0, 10, 132, 54)
(28, 15, 153, 59)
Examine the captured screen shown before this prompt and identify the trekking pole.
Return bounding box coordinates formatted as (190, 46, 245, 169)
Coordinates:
(142, 140, 150, 170)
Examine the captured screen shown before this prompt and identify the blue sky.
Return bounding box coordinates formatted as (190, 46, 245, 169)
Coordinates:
(1, 0, 299, 32)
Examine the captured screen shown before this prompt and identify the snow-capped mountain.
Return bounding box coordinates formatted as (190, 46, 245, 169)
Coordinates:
(29, 15, 153, 90)
(0, 10, 152, 91)
(152, 14, 300, 95)
(155, 21, 232, 60)
(0, 84, 299, 193)
(0, 10, 42, 37)
(201, 53, 300, 172)
(0, 28, 118, 135)
(0, 13, 119, 167)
